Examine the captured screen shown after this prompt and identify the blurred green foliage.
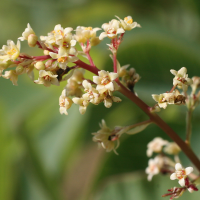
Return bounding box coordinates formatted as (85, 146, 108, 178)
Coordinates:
(1, 0, 200, 200)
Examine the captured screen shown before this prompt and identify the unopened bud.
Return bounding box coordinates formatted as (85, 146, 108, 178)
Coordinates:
(35, 61, 45, 70)
(90, 37, 101, 46)
(44, 50, 49, 55)
(16, 65, 24, 75)
(28, 34, 38, 47)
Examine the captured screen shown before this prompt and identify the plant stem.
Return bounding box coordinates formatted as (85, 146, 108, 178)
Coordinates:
(186, 108, 193, 146)
(128, 119, 152, 129)
(117, 80, 200, 171)
(75, 59, 200, 172)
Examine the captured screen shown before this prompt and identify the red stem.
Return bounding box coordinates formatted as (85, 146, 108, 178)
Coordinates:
(117, 80, 200, 171)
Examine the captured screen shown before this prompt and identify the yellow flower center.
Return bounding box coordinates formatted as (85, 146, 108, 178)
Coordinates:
(52, 30, 64, 36)
(7, 48, 17, 56)
(58, 57, 67, 63)
(59, 99, 65, 107)
(124, 17, 133, 24)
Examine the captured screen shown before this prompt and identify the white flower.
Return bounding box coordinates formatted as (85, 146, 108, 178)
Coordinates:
(59, 89, 73, 115)
(34, 70, 60, 87)
(164, 142, 181, 155)
(99, 19, 125, 40)
(82, 80, 102, 105)
(103, 93, 122, 108)
(92, 120, 125, 154)
(72, 97, 89, 115)
(93, 70, 119, 94)
(0, 40, 20, 61)
(18, 23, 36, 41)
(41, 24, 76, 47)
(152, 90, 185, 109)
(191, 76, 200, 94)
(145, 155, 164, 181)
(49, 46, 78, 70)
(75, 26, 101, 44)
(115, 15, 141, 31)
(147, 137, 168, 157)
(2, 70, 18, 85)
(170, 67, 193, 92)
(65, 78, 83, 97)
(170, 163, 193, 187)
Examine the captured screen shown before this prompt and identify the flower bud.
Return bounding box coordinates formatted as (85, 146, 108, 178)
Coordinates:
(43, 50, 49, 55)
(90, 37, 101, 46)
(34, 61, 45, 70)
(28, 34, 38, 47)
(15, 65, 24, 75)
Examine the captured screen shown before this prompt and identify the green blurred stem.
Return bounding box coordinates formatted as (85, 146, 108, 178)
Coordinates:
(128, 119, 152, 129)
(186, 108, 193, 146)
(75, 60, 200, 172)
(20, 125, 61, 200)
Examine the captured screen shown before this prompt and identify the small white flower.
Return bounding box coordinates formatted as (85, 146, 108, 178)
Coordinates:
(18, 23, 36, 41)
(72, 97, 89, 115)
(191, 76, 200, 94)
(170, 163, 193, 187)
(145, 155, 164, 181)
(34, 70, 60, 87)
(147, 137, 168, 157)
(115, 15, 141, 31)
(59, 89, 73, 115)
(164, 142, 181, 155)
(0, 40, 20, 61)
(75, 26, 101, 44)
(65, 78, 83, 97)
(49, 46, 78, 70)
(93, 70, 119, 94)
(92, 120, 125, 154)
(99, 19, 125, 40)
(170, 67, 193, 92)
(2, 70, 18, 85)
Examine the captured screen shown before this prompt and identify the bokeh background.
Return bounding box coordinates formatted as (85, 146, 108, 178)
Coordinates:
(1, 0, 200, 200)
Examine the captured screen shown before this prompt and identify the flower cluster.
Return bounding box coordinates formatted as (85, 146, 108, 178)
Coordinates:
(152, 67, 192, 110)
(0, 16, 141, 115)
(146, 137, 181, 181)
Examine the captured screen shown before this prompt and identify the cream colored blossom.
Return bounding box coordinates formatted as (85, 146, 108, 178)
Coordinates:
(170, 163, 193, 187)
(164, 142, 181, 155)
(93, 70, 119, 94)
(170, 67, 193, 92)
(103, 93, 122, 108)
(59, 89, 73, 115)
(92, 120, 126, 154)
(49, 46, 78, 70)
(191, 76, 200, 94)
(18, 23, 36, 41)
(65, 78, 83, 97)
(34, 70, 59, 87)
(72, 97, 89, 115)
(2, 70, 18, 85)
(146, 156, 163, 181)
(152, 90, 185, 109)
(115, 15, 141, 31)
(75, 26, 101, 44)
(147, 137, 168, 157)
(99, 19, 125, 40)
(0, 40, 20, 61)
(40, 24, 76, 47)
(82, 80, 102, 105)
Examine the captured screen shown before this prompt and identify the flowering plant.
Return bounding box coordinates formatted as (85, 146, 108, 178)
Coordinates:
(1, 15, 200, 199)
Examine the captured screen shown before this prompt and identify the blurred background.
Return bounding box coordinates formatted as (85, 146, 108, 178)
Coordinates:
(1, 0, 200, 199)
